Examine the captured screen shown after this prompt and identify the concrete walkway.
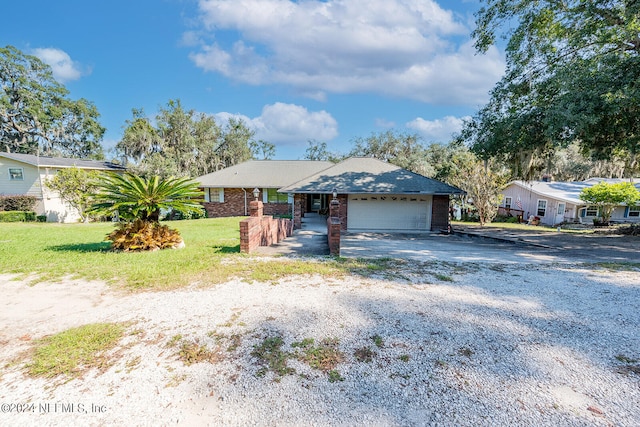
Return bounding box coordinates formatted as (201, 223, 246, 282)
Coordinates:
(254, 213, 329, 256)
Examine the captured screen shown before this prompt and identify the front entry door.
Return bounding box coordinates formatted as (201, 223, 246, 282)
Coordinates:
(556, 203, 565, 224)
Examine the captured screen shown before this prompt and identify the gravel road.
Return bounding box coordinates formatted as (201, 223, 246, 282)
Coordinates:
(1, 256, 639, 427)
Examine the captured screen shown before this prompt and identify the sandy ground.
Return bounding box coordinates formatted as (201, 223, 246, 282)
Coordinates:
(0, 258, 639, 427)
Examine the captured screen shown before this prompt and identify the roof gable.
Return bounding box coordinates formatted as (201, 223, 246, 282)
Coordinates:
(0, 152, 125, 171)
(280, 157, 464, 195)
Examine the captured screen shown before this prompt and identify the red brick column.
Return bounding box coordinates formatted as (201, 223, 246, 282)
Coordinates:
(240, 217, 261, 253)
(328, 198, 341, 256)
(249, 200, 263, 217)
(240, 200, 263, 253)
(431, 195, 449, 232)
(293, 197, 303, 229)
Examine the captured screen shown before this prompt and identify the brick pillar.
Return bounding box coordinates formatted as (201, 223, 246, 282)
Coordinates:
(293, 199, 302, 229)
(431, 195, 449, 232)
(329, 198, 340, 218)
(328, 198, 341, 255)
(249, 200, 263, 217)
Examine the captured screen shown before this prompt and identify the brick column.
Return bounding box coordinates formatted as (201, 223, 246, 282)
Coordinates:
(328, 198, 341, 256)
(249, 200, 263, 217)
(293, 199, 302, 229)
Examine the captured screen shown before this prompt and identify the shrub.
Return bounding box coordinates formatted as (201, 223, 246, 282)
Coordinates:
(0, 195, 37, 211)
(107, 219, 184, 251)
(494, 215, 520, 223)
(163, 207, 206, 221)
(0, 211, 37, 222)
(36, 215, 47, 222)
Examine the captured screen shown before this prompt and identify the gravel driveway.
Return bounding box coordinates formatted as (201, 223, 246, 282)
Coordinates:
(1, 239, 639, 426)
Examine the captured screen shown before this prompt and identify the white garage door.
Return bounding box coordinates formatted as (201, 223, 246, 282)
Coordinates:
(347, 195, 432, 231)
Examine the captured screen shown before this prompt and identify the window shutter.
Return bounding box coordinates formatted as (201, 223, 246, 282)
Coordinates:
(204, 188, 210, 203)
(219, 189, 224, 203)
(624, 206, 629, 218)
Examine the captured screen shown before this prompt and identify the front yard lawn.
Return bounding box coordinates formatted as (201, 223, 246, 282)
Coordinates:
(0, 218, 361, 290)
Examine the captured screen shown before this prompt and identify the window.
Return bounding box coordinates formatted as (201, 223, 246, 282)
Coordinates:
(536, 199, 547, 216)
(585, 206, 598, 216)
(504, 197, 512, 208)
(628, 206, 640, 217)
(204, 188, 223, 203)
(266, 188, 288, 204)
(8, 168, 24, 180)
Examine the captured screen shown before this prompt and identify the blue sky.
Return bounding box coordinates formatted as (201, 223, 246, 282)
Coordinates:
(1, 0, 504, 159)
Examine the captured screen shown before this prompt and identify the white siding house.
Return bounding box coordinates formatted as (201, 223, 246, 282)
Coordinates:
(501, 180, 640, 226)
(0, 152, 125, 223)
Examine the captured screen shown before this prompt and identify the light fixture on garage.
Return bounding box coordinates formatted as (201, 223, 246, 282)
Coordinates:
(253, 188, 260, 200)
(332, 188, 337, 199)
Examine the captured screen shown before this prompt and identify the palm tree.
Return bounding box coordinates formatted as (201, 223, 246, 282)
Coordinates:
(90, 173, 204, 251)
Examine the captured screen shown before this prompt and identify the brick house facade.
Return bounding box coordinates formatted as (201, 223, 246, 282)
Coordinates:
(197, 158, 464, 234)
(203, 188, 291, 218)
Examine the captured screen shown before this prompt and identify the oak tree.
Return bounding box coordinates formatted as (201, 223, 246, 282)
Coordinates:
(462, 0, 640, 178)
(1, 45, 104, 158)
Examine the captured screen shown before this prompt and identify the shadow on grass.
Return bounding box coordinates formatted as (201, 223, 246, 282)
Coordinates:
(211, 244, 241, 254)
(47, 242, 112, 253)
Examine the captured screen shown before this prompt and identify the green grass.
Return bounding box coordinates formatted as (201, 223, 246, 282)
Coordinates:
(27, 323, 126, 378)
(371, 334, 384, 348)
(251, 336, 294, 378)
(590, 261, 640, 272)
(0, 218, 383, 290)
(176, 338, 220, 365)
(293, 337, 344, 373)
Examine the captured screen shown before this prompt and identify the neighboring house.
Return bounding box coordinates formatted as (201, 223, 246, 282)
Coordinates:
(197, 157, 464, 233)
(501, 179, 640, 226)
(0, 152, 125, 223)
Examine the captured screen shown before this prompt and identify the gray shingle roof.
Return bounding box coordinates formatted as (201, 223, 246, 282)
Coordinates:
(279, 157, 465, 195)
(0, 152, 125, 171)
(510, 179, 640, 204)
(196, 160, 334, 188)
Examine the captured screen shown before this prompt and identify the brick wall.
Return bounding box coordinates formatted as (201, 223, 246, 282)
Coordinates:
(431, 195, 450, 231)
(203, 187, 293, 218)
(263, 203, 291, 217)
(239, 217, 261, 253)
(203, 188, 247, 217)
(261, 216, 293, 246)
(239, 200, 293, 253)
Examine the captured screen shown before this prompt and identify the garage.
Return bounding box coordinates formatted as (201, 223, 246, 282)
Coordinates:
(347, 194, 432, 231)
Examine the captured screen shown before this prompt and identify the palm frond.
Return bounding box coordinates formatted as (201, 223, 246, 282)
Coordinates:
(88, 172, 204, 221)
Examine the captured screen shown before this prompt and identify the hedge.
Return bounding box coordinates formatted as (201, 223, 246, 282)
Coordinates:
(0, 211, 37, 222)
(0, 195, 37, 211)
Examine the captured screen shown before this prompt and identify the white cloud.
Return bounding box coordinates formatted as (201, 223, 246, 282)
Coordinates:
(213, 102, 338, 147)
(375, 118, 396, 128)
(31, 47, 86, 82)
(189, 0, 504, 105)
(406, 115, 470, 142)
